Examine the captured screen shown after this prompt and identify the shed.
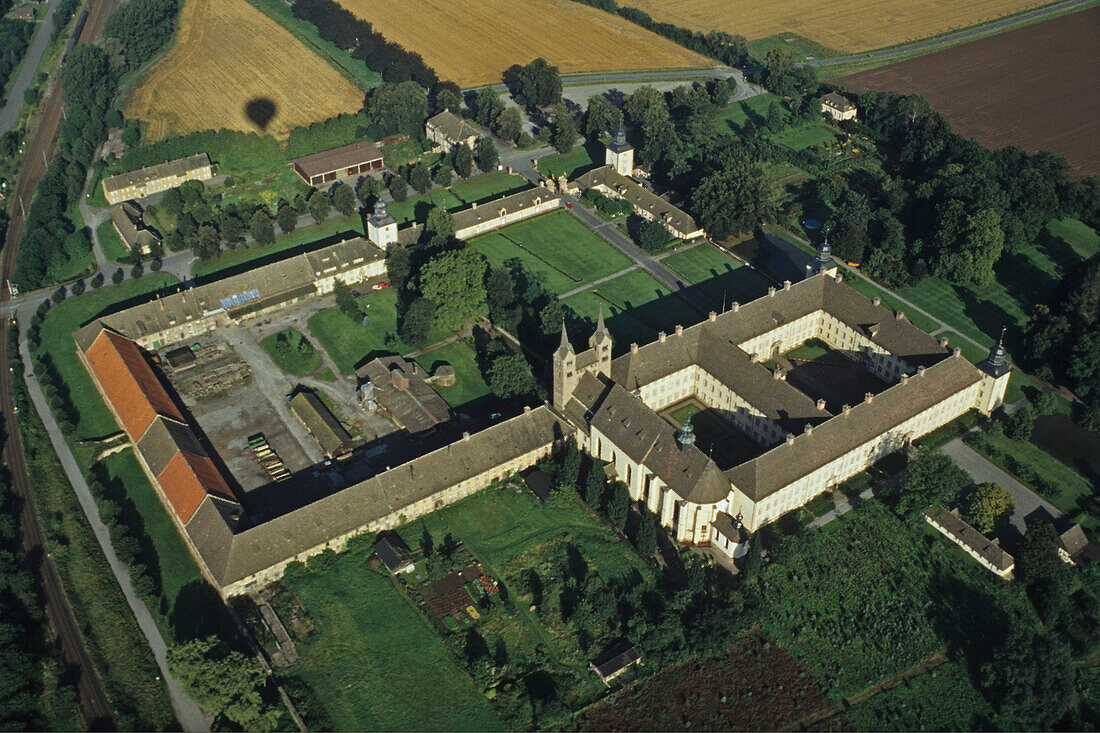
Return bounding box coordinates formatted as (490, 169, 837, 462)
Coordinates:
(374, 532, 414, 574)
(164, 346, 197, 369)
(522, 468, 553, 502)
(291, 140, 383, 186)
(589, 640, 641, 684)
(289, 391, 353, 459)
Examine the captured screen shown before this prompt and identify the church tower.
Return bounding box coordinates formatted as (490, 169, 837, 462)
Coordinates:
(805, 233, 838, 279)
(605, 127, 634, 176)
(367, 200, 398, 250)
(588, 306, 612, 377)
(552, 321, 577, 411)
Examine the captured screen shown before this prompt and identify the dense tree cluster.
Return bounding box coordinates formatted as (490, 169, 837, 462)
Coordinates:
(102, 0, 178, 73)
(168, 636, 283, 729)
(50, 0, 80, 40)
(0, 17, 33, 100)
(511, 57, 562, 109)
(291, 0, 437, 86)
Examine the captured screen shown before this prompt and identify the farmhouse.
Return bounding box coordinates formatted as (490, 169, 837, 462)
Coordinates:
(78, 237, 386, 350)
(108, 202, 161, 255)
(101, 153, 213, 204)
(291, 140, 384, 186)
(925, 507, 1015, 578)
(821, 92, 857, 121)
(425, 110, 480, 151)
(289, 392, 354, 460)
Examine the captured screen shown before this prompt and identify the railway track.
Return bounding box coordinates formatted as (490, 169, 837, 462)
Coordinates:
(1, 0, 123, 728)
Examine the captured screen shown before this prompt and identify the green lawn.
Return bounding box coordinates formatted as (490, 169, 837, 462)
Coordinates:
(846, 661, 993, 731)
(536, 143, 598, 179)
(260, 328, 321, 376)
(712, 93, 780, 134)
(565, 269, 703, 347)
(450, 172, 529, 203)
(37, 275, 180, 440)
(282, 548, 504, 732)
(469, 231, 578, 295)
(773, 124, 837, 151)
(844, 276, 941, 334)
(382, 139, 425, 169)
(308, 289, 446, 374)
(1048, 217, 1098, 258)
(662, 245, 772, 307)
(96, 219, 132, 263)
(193, 214, 364, 278)
(387, 188, 464, 226)
(414, 341, 490, 409)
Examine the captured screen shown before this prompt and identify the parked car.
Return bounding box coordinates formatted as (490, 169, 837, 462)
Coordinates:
(371, 282, 391, 290)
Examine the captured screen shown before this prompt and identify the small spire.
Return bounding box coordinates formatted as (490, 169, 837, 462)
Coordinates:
(557, 319, 573, 354)
(989, 326, 1007, 367)
(595, 305, 607, 335)
(614, 126, 626, 146)
(373, 200, 387, 217)
(677, 418, 696, 451)
(817, 232, 832, 263)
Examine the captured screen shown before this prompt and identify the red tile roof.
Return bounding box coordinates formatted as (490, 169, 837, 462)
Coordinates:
(159, 451, 236, 524)
(84, 330, 184, 439)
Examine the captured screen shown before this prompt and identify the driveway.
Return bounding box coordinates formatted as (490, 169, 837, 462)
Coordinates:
(940, 437, 1064, 535)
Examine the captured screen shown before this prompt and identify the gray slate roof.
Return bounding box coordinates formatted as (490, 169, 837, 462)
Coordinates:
(451, 187, 559, 233)
(926, 506, 1014, 572)
(575, 166, 701, 236)
(426, 110, 481, 144)
(102, 154, 210, 195)
(357, 356, 451, 433)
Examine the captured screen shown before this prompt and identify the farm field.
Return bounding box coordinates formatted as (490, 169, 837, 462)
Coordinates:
(336, 0, 710, 87)
(124, 0, 364, 141)
(619, 0, 1055, 52)
(838, 6, 1100, 178)
(278, 545, 505, 731)
(662, 244, 773, 306)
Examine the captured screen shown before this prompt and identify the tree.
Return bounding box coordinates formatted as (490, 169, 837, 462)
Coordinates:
(487, 353, 537, 399)
(635, 512, 657, 558)
(333, 280, 364, 323)
(433, 164, 453, 187)
(557, 439, 582, 489)
(936, 208, 1005, 287)
(276, 203, 297, 234)
(549, 103, 578, 154)
(584, 95, 621, 136)
(766, 99, 786, 130)
(408, 163, 432, 195)
(249, 209, 275, 246)
(692, 163, 775, 240)
(425, 205, 455, 243)
(398, 297, 434, 348)
(332, 183, 357, 217)
(386, 246, 412, 291)
(1004, 405, 1035, 441)
(388, 174, 409, 203)
(420, 248, 489, 333)
(367, 80, 428, 136)
(356, 175, 382, 203)
(515, 57, 561, 108)
(496, 107, 523, 144)
(1016, 521, 1065, 586)
(475, 87, 505, 127)
(893, 447, 970, 517)
(274, 331, 291, 360)
(981, 627, 1073, 729)
(624, 86, 667, 129)
(607, 481, 629, 530)
(962, 482, 1015, 534)
(112, 268, 125, 284)
(168, 637, 282, 730)
(476, 140, 498, 173)
(634, 219, 670, 253)
(307, 190, 331, 223)
(452, 145, 474, 179)
(584, 469, 604, 507)
(431, 81, 463, 115)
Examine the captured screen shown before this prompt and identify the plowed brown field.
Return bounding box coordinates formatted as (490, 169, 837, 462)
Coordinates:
(838, 6, 1100, 178)
(619, 0, 1055, 52)
(337, 0, 711, 87)
(124, 0, 364, 140)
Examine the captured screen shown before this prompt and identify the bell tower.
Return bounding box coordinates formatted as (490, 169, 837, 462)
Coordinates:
(605, 127, 634, 176)
(588, 306, 612, 377)
(367, 200, 398, 250)
(975, 327, 1012, 415)
(552, 321, 577, 411)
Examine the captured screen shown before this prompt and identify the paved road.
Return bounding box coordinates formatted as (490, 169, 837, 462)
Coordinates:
(0, 0, 60, 135)
(477, 66, 741, 94)
(940, 437, 1065, 535)
(806, 0, 1096, 68)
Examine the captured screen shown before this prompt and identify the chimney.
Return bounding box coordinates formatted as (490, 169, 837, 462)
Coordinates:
(731, 302, 740, 313)
(462, 431, 470, 441)
(630, 342, 639, 354)
(939, 337, 949, 348)
(768, 287, 776, 298)
(708, 311, 717, 322)
(773, 367, 783, 381)
(816, 398, 826, 411)
(783, 280, 792, 291)
(872, 296, 881, 307)
(895, 311, 905, 321)
(524, 405, 531, 414)
(842, 404, 851, 416)
(836, 273, 844, 283)
(785, 433, 796, 446)
(953, 347, 961, 359)
(918, 365, 926, 377)
(864, 392, 874, 404)
(675, 324, 683, 336)
(659, 331, 667, 343)
(804, 423, 814, 436)
(471, 201, 478, 209)
(900, 373, 909, 385)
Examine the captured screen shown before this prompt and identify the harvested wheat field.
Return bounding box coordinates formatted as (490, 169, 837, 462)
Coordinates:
(124, 0, 364, 141)
(838, 7, 1100, 178)
(619, 0, 1055, 52)
(339, 0, 711, 88)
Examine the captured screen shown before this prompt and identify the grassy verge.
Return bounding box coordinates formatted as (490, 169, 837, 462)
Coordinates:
(535, 142, 599, 178)
(662, 244, 773, 306)
(13, 351, 176, 729)
(96, 219, 132, 264)
(261, 328, 321, 376)
(414, 341, 489, 409)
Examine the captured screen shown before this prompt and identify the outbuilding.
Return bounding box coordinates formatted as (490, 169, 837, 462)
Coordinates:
(589, 641, 641, 685)
(374, 532, 415, 574)
(292, 140, 384, 186)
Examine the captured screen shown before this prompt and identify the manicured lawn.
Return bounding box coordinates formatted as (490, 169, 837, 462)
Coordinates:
(193, 214, 364, 277)
(96, 219, 132, 263)
(450, 172, 529, 203)
(712, 93, 780, 134)
(308, 289, 446, 374)
(565, 269, 703, 347)
(414, 341, 490, 409)
(387, 188, 464, 226)
(469, 231, 578, 295)
(846, 661, 993, 731)
(773, 123, 837, 151)
(662, 244, 772, 306)
(261, 328, 321, 376)
(282, 548, 505, 732)
(36, 274, 180, 440)
(502, 211, 632, 282)
(1048, 217, 1098, 257)
(536, 143, 598, 178)
(844, 276, 941, 334)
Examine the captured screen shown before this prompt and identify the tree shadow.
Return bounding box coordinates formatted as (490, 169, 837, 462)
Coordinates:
(170, 579, 232, 642)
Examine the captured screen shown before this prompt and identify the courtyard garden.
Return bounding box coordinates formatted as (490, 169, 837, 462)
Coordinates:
(261, 328, 321, 376)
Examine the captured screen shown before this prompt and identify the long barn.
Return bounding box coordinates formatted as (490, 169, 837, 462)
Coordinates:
(292, 140, 384, 186)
